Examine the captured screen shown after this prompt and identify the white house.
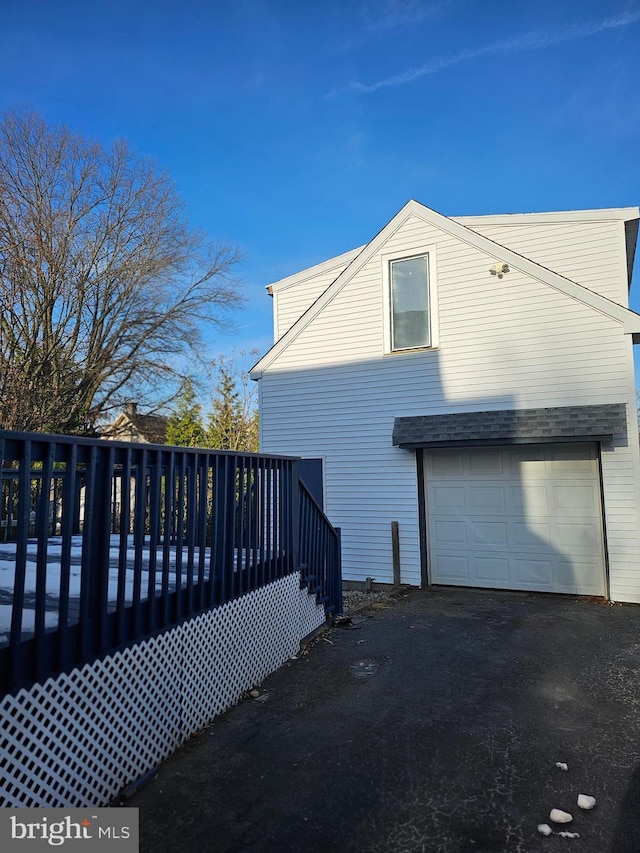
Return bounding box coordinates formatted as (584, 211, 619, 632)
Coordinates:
(250, 200, 640, 603)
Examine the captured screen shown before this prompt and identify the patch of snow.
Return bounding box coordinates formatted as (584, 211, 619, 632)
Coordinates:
(0, 534, 253, 642)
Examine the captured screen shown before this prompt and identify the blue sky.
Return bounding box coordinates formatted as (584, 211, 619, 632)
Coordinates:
(1, 0, 640, 370)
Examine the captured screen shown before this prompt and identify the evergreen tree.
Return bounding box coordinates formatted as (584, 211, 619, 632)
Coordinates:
(207, 353, 259, 452)
(166, 380, 206, 447)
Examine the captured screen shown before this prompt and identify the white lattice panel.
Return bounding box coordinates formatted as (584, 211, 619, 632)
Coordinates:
(0, 628, 185, 808)
(180, 574, 311, 735)
(298, 584, 328, 639)
(0, 573, 327, 808)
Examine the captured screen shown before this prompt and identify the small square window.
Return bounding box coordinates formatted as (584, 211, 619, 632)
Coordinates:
(390, 255, 430, 350)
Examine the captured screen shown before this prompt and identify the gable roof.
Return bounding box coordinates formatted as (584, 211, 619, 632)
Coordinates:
(101, 408, 168, 444)
(250, 200, 640, 379)
(267, 245, 365, 295)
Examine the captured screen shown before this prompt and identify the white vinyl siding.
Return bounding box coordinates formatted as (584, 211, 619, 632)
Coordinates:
(461, 219, 628, 305)
(271, 247, 361, 340)
(258, 210, 640, 601)
(274, 274, 338, 341)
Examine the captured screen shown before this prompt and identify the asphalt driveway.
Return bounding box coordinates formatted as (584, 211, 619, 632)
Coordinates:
(128, 588, 640, 852)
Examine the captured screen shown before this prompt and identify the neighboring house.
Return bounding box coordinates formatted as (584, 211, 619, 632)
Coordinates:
(250, 200, 640, 603)
(100, 403, 168, 533)
(101, 402, 168, 444)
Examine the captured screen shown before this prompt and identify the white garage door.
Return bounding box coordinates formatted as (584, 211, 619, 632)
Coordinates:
(424, 443, 605, 596)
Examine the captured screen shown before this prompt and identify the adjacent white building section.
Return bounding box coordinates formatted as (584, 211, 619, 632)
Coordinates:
(253, 202, 640, 603)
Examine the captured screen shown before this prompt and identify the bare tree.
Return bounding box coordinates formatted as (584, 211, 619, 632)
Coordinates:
(0, 110, 242, 434)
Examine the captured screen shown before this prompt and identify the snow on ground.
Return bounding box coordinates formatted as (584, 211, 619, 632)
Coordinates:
(0, 534, 218, 644)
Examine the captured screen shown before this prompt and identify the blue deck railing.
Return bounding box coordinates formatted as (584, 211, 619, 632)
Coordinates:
(299, 479, 342, 616)
(0, 430, 342, 694)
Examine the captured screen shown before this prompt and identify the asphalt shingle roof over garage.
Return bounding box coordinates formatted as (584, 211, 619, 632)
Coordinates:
(392, 403, 627, 448)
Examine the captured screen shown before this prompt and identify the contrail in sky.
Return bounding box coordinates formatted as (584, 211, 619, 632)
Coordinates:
(347, 11, 640, 94)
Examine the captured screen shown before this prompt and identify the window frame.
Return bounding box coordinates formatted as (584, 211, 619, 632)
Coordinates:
(381, 246, 438, 354)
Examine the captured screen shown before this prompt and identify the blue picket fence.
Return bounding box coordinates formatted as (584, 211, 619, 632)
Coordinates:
(0, 430, 342, 694)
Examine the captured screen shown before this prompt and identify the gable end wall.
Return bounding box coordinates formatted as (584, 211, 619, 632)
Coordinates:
(260, 212, 640, 602)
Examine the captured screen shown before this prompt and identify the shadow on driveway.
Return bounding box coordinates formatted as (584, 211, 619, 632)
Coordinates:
(128, 587, 640, 852)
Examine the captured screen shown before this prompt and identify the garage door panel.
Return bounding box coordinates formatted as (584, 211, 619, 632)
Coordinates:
(509, 484, 550, 512)
(547, 450, 595, 472)
(426, 443, 605, 596)
(552, 560, 577, 589)
(476, 557, 510, 583)
(560, 559, 605, 594)
(512, 558, 554, 586)
(431, 485, 466, 509)
(470, 486, 505, 509)
(554, 485, 597, 510)
(472, 521, 508, 546)
(507, 448, 546, 470)
(431, 453, 464, 475)
(433, 520, 467, 545)
(513, 460, 548, 480)
(433, 554, 471, 581)
(510, 521, 552, 548)
(469, 452, 503, 475)
(556, 522, 599, 550)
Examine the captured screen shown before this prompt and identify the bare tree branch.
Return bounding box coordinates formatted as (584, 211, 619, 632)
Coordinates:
(0, 110, 244, 433)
